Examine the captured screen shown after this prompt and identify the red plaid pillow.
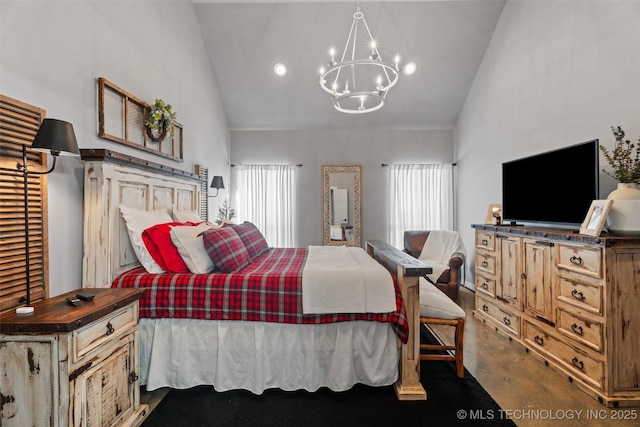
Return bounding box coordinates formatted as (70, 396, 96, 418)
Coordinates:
(230, 222, 269, 259)
(202, 227, 250, 273)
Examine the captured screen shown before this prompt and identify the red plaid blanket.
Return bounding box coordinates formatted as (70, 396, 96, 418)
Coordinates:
(112, 248, 408, 343)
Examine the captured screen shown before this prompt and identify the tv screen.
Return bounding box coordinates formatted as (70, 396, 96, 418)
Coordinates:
(502, 140, 599, 227)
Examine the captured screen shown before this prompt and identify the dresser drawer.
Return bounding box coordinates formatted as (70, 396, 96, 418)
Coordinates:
(557, 308, 603, 353)
(475, 272, 496, 298)
(556, 244, 602, 279)
(556, 276, 602, 315)
(476, 232, 495, 251)
(524, 321, 603, 389)
(476, 294, 520, 337)
(73, 304, 138, 362)
(475, 252, 496, 276)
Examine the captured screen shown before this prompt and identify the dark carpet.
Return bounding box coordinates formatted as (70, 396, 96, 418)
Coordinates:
(141, 327, 516, 427)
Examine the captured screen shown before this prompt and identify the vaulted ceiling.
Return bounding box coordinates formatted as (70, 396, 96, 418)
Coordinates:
(193, 0, 506, 131)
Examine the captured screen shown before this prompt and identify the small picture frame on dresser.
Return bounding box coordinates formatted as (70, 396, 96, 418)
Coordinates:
(484, 203, 502, 225)
(580, 199, 613, 237)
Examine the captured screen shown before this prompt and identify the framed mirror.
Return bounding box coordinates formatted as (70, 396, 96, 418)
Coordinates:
(322, 165, 362, 246)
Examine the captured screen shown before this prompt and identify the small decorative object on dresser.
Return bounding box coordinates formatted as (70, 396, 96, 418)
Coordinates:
(0, 288, 148, 426)
(600, 126, 640, 235)
(484, 203, 502, 225)
(579, 199, 613, 237)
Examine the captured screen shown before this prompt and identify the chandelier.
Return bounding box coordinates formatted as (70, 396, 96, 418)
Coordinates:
(319, 4, 400, 114)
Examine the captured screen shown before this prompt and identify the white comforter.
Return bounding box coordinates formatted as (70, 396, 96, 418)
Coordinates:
(301, 246, 396, 314)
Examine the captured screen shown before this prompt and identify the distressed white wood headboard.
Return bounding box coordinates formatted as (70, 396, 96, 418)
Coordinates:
(81, 149, 206, 288)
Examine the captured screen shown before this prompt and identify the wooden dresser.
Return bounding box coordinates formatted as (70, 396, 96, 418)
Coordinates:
(0, 288, 148, 426)
(472, 225, 640, 407)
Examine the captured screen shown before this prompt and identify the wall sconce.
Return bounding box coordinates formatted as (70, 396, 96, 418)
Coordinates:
(16, 119, 79, 312)
(208, 175, 224, 197)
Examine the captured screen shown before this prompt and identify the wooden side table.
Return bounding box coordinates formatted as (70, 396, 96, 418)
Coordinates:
(0, 287, 148, 426)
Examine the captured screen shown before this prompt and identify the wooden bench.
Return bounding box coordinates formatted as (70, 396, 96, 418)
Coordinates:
(419, 279, 466, 378)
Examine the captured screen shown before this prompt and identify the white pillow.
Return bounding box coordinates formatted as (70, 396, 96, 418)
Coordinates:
(119, 205, 173, 274)
(170, 222, 218, 274)
(173, 209, 203, 223)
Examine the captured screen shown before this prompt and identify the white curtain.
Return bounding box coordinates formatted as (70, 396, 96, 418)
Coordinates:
(236, 165, 296, 247)
(388, 164, 454, 248)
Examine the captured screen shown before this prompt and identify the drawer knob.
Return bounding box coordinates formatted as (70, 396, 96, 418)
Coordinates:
(571, 357, 584, 371)
(481, 260, 488, 267)
(105, 322, 115, 336)
(569, 255, 583, 266)
(534, 335, 544, 346)
(571, 323, 584, 336)
(481, 282, 489, 290)
(482, 304, 489, 312)
(502, 316, 511, 326)
(570, 289, 586, 302)
(481, 239, 488, 245)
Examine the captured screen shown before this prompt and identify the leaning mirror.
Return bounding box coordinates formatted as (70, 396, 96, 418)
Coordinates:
(322, 165, 362, 247)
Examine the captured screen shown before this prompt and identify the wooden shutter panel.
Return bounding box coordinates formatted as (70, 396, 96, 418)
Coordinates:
(0, 94, 49, 312)
(195, 164, 209, 220)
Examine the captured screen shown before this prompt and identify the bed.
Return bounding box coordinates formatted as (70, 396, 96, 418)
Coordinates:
(80, 149, 430, 400)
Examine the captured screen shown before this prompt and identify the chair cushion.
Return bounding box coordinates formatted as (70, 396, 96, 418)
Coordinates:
(419, 278, 465, 320)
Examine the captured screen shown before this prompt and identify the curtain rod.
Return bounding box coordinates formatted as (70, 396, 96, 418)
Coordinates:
(231, 164, 302, 167)
(381, 163, 457, 167)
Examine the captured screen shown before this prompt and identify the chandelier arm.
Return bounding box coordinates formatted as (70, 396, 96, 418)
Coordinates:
(360, 16, 380, 60)
(351, 61, 358, 93)
(351, 16, 358, 63)
(335, 15, 358, 89)
(381, 64, 394, 88)
(341, 18, 357, 64)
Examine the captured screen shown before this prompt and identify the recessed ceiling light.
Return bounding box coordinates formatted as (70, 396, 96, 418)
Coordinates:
(403, 61, 417, 76)
(274, 63, 287, 77)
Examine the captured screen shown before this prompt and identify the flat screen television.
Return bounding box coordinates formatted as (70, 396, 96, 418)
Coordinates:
(502, 140, 599, 228)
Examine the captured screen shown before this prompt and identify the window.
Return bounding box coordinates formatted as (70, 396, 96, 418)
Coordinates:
(0, 95, 48, 311)
(235, 165, 296, 247)
(388, 164, 454, 248)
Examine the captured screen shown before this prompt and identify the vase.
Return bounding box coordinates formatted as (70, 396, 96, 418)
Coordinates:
(606, 183, 640, 236)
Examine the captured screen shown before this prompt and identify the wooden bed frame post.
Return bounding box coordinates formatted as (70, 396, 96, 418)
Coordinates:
(366, 240, 431, 401)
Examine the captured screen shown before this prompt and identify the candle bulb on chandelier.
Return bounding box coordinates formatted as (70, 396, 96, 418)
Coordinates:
(370, 41, 378, 60)
(394, 55, 400, 71)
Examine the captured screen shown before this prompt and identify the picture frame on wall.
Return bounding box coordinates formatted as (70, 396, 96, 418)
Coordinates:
(484, 203, 502, 225)
(580, 200, 613, 237)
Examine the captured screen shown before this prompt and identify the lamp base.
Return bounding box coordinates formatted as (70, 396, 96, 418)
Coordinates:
(16, 306, 34, 314)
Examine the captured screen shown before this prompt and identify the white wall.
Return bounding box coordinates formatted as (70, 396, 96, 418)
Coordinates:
(0, 0, 229, 296)
(230, 129, 454, 247)
(455, 0, 640, 287)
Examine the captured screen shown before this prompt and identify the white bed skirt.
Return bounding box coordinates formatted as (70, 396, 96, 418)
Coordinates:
(139, 318, 400, 394)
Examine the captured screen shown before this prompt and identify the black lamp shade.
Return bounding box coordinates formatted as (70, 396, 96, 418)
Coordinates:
(210, 176, 224, 190)
(31, 118, 79, 156)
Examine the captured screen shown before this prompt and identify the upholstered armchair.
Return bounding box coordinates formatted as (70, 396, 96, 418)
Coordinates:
(403, 230, 466, 300)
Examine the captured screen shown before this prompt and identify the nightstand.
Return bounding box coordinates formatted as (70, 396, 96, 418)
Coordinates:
(0, 287, 148, 426)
